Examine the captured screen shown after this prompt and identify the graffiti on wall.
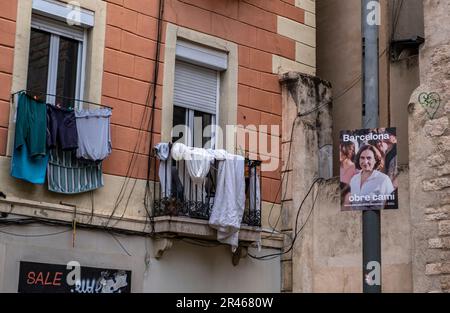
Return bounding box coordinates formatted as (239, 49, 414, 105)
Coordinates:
(419, 92, 441, 119)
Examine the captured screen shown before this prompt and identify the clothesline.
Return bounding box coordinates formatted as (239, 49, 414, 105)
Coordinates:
(11, 89, 114, 110)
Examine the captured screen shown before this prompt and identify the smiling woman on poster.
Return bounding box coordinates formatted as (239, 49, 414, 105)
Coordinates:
(349, 145, 395, 209)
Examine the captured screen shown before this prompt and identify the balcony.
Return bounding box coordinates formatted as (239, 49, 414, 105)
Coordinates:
(152, 157, 262, 227)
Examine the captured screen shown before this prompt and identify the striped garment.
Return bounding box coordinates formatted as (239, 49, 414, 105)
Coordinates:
(47, 148, 103, 194)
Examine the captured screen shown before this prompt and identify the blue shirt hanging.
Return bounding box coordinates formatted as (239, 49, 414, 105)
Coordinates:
(10, 92, 49, 184)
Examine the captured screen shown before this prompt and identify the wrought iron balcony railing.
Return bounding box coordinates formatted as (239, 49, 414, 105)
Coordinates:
(152, 155, 261, 227)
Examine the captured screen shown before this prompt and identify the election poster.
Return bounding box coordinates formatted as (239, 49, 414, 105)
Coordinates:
(340, 128, 398, 211)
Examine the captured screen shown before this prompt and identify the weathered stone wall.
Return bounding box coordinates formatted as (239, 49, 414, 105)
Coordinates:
(310, 171, 411, 293)
(409, 50, 450, 292)
(408, 0, 450, 293)
(419, 0, 450, 81)
(279, 72, 332, 292)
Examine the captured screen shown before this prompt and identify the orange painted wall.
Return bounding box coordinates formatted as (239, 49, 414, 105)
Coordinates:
(1, 0, 307, 204)
(101, 0, 305, 204)
(0, 0, 17, 156)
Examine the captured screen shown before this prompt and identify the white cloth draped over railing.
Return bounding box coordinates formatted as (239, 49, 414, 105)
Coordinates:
(208, 152, 245, 252)
(155, 142, 249, 251)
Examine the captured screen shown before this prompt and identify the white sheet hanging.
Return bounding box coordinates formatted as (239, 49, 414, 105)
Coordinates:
(164, 142, 252, 250)
(171, 142, 187, 161)
(207, 148, 228, 161)
(209, 152, 246, 252)
(171, 143, 214, 185)
(184, 147, 214, 185)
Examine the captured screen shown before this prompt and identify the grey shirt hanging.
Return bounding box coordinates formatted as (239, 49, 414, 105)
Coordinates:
(75, 108, 112, 161)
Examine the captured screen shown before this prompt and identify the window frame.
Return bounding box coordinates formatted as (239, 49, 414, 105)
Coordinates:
(161, 24, 238, 153)
(8, 0, 106, 157)
(173, 70, 220, 149)
(176, 106, 217, 149)
(173, 44, 224, 149)
(29, 14, 87, 107)
(176, 39, 228, 71)
(32, 0, 95, 28)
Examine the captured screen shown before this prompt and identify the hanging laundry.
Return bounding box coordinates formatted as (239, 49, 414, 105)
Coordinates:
(155, 143, 185, 200)
(11, 143, 49, 184)
(209, 152, 246, 252)
(249, 165, 261, 216)
(206, 148, 227, 161)
(171, 143, 214, 185)
(171, 142, 215, 205)
(47, 148, 103, 194)
(11, 92, 48, 184)
(184, 148, 214, 185)
(170, 164, 185, 201)
(155, 143, 172, 198)
(14, 92, 47, 157)
(47, 104, 78, 150)
(155, 142, 170, 160)
(171, 142, 187, 161)
(75, 108, 112, 161)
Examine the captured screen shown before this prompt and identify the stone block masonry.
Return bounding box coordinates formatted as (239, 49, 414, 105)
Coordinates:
(410, 30, 450, 291)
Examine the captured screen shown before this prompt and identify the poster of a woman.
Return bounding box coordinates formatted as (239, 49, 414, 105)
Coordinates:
(340, 128, 398, 211)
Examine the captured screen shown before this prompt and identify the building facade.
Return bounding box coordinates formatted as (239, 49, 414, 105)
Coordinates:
(0, 0, 316, 292)
(1, 0, 448, 294)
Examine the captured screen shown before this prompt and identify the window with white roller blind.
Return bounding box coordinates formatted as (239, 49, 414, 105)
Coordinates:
(172, 40, 227, 149)
(173, 61, 218, 115)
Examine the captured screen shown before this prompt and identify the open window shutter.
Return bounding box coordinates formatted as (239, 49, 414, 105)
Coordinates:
(173, 61, 218, 115)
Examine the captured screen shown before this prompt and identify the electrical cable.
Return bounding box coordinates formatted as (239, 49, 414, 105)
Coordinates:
(332, 46, 388, 104)
(0, 217, 136, 256)
(106, 0, 165, 227)
(0, 228, 72, 238)
(248, 178, 322, 261)
(297, 46, 388, 121)
(179, 237, 222, 248)
(257, 42, 390, 259)
(108, 231, 132, 256)
(391, 0, 404, 40)
(104, 0, 165, 230)
(298, 100, 331, 117)
(144, 0, 165, 236)
(265, 62, 366, 232)
(252, 39, 390, 258)
(0, 216, 224, 254)
(0, 216, 154, 238)
(267, 116, 298, 233)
